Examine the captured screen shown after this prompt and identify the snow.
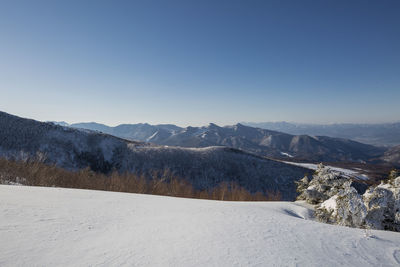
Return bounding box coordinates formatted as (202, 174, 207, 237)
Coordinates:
(146, 130, 159, 142)
(320, 195, 338, 213)
(1, 185, 400, 267)
(280, 152, 294, 158)
(283, 161, 369, 181)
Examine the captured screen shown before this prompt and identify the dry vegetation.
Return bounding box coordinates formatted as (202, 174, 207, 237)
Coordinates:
(0, 157, 281, 201)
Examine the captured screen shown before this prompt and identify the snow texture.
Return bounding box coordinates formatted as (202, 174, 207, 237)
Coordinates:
(1, 185, 400, 267)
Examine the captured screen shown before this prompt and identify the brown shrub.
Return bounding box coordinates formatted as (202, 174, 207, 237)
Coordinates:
(0, 157, 281, 201)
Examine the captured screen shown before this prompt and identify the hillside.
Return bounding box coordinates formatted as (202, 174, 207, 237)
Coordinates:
(1, 185, 400, 266)
(382, 145, 400, 167)
(63, 121, 386, 162)
(0, 111, 307, 200)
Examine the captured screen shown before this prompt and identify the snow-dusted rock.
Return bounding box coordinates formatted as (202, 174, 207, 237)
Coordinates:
(316, 183, 367, 228)
(363, 185, 394, 230)
(295, 176, 313, 201)
(394, 176, 400, 187)
(299, 164, 400, 232)
(363, 176, 400, 231)
(296, 163, 350, 204)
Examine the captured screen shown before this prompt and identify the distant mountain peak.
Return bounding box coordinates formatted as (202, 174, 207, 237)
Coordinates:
(242, 121, 400, 146)
(45, 116, 388, 163)
(208, 123, 220, 128)
(48, 121, 70, 127)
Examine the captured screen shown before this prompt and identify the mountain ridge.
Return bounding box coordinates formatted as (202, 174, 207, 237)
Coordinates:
(54, 121, 387, 163)
(242, 121, 400, 147)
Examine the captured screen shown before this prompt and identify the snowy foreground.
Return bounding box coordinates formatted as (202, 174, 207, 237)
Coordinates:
(1, 185, 400, 267)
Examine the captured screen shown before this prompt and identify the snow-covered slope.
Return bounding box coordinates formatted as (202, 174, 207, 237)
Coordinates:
(1, 185, 400, 267)
(283, 161, 370, 181)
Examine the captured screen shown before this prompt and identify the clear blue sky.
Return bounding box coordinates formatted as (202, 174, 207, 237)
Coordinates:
(1, 0, 399, 126)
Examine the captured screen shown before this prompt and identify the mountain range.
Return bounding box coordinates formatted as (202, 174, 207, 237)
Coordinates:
(242, 121, 400, 147)
(59, 121, 387, 163)
(0, 111, 309, 200)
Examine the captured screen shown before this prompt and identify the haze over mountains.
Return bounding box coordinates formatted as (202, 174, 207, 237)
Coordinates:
(243, 122, 400, 147)
(59, 121, 386, 163)
(0, 111, 307, 200)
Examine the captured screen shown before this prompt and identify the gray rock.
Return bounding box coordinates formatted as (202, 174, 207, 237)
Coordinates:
(299, 164, 400, 232)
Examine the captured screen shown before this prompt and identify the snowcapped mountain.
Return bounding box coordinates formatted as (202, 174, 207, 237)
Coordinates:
(0, 111, 308, 200)
(69, 122, 181, 142)
(64, 121, 386, 163)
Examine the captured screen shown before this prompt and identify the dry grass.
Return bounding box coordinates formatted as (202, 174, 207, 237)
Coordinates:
(0, 157, 281, 201)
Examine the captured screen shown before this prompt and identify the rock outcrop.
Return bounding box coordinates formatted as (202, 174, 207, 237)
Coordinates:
(297, 164, 400, 232)
(296, 163, 350, 204)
